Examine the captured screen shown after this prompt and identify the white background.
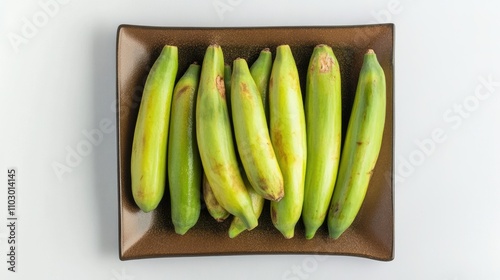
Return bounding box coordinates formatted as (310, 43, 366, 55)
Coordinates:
(1, 0, 500, 279)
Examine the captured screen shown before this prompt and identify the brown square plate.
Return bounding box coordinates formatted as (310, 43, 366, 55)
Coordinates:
(116, 24, 394, 261)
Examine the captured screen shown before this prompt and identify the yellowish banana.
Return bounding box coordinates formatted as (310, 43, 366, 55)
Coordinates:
(196, 44, 258, 230)
(131, 45, 178, 212)
(231, 58, 284, 201)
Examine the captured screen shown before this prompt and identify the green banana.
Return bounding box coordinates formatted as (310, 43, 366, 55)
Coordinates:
(167, 62, 202, 235)
(231, 58, 284, 201)
(196, 44, 258, 230)
(328, 49, 386, 239)
(202, 173, 230, 222)
(302, 45, 342, 239)
(131, 45, 178, 212)
(228, 169, 265, 238)
(269, 45, 307, 239)
(250, 48, 273, 121)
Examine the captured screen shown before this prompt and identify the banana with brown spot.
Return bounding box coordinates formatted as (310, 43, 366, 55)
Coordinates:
(196, 44, 258, 230)
(302, 44, 342, 239)
(231, 57, 284, 201)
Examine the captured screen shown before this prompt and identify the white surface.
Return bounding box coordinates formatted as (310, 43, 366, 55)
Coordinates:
(1, 0, 500, 279)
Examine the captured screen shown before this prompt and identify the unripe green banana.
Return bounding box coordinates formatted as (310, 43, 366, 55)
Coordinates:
(202, 173, 230, 222)
(269, 45, 307, 239)
(196, 44, 258, 230)
(167, 62, 202, 235)
(131, 45, 178, 212)
(231, 58, 284, 201)
(328, 49, 386, 239)
(228, 170, 265, 238)
(250, 48, 273, 121)
(302, 45, 342, 239)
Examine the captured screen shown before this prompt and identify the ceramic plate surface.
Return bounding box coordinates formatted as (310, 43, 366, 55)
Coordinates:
(116, 24, 394, 261)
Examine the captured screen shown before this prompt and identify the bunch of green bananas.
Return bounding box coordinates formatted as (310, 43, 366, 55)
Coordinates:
(130, 43, 386, 239)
